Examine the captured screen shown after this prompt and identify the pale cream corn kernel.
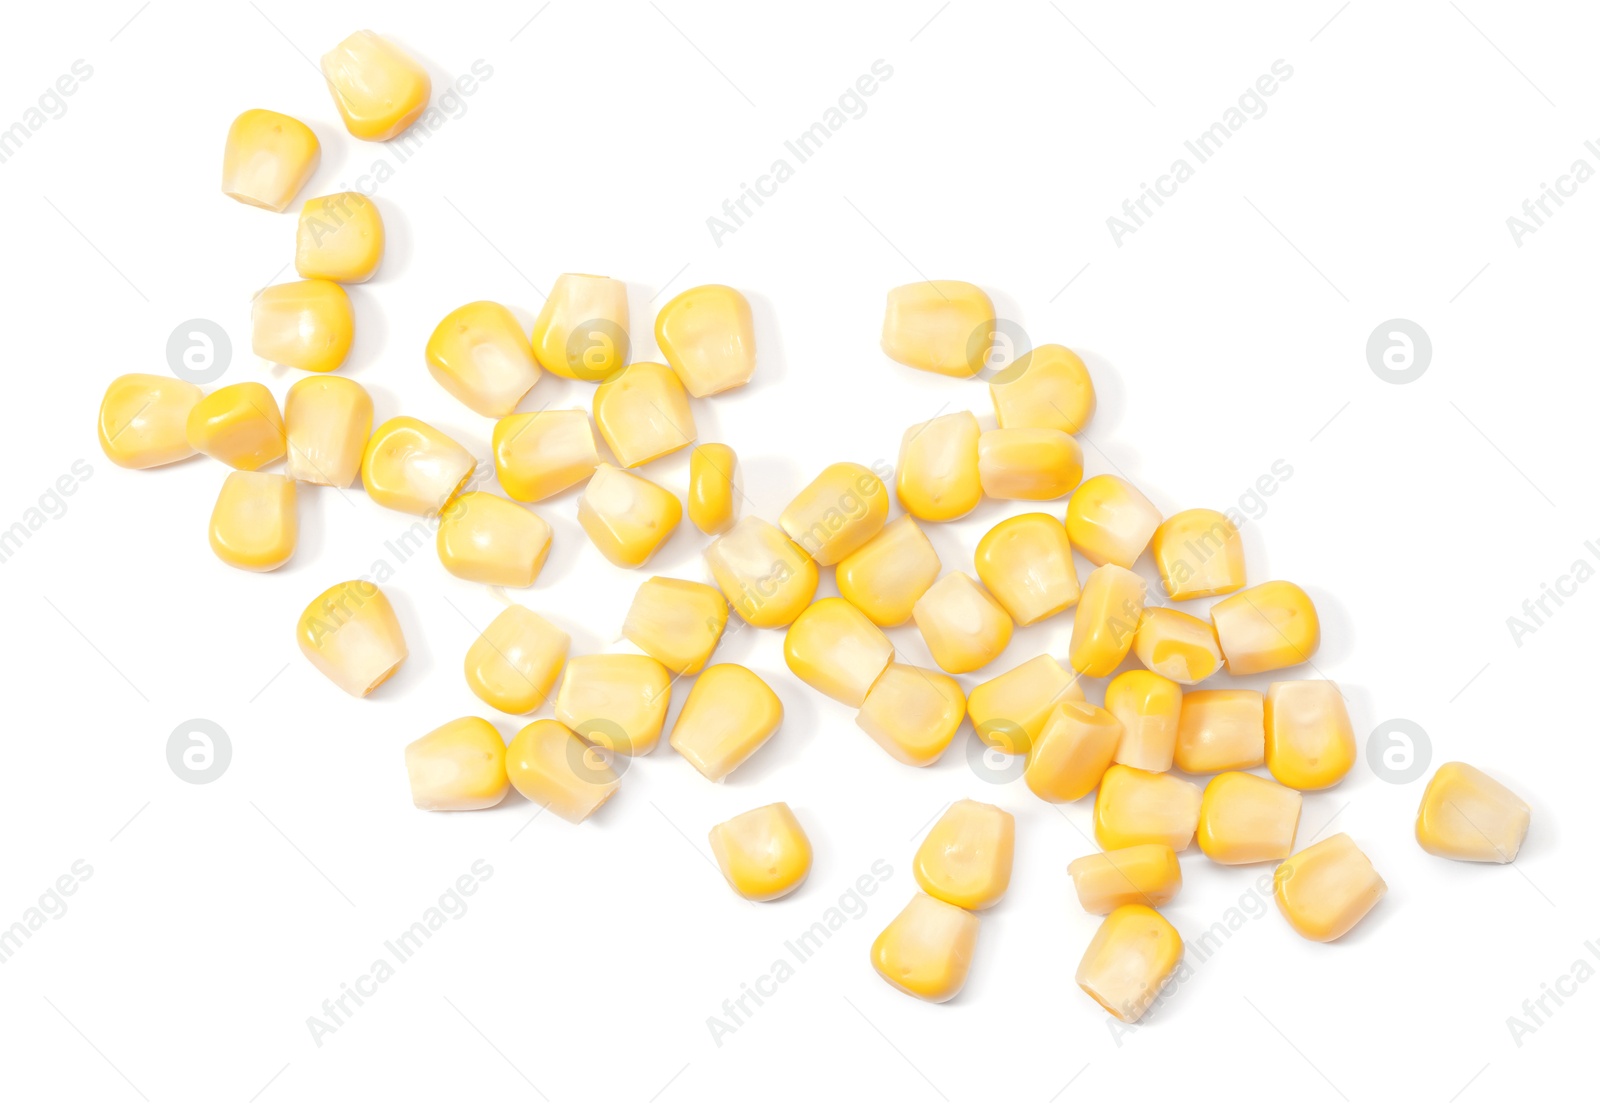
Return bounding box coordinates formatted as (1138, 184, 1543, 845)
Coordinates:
(209, 472, 297, 572)
(689, 443, 737, 534)
(1025, 701, 1123, 802)
(295, 192, 384, 283)
(654, 283, 757, 396)
(914, 799, 1015, 910)
(783, 598, 894, 707)
(98, 374, 202, 469)
(186, 382, 286, 471)
(1067, 564, 1146, 678)
(426, 301, 541, 418)
(871, 893, 980, 1002)
(1076, 904, 1183, 1024)
(221, 108, 319, 211)
(506, 719, 618, 823)
(405, 717, 508, 812)
(593, 361, 697, 468)
(1175, 689, 1264, 774)
(709, 803, 812, 901)
(669, 663, 783, 782)
(1133, 607, 1224, 685)
(1274, 833, 1387, 942)
(704, 516, 818, 629)
(1197, 772, 1302, 864)
(1065, 475, 1162, 569)
(360, 417, 475, 516)
(977, 428, 1083, 501)
(973, 512, 1081, 626)
(554, 653, 671, 756)
(1105, 670, 1182, 773)
(321, 30, 431, 141)
(780, 462, 890, 565)
(577, 464, 682, 569)
(435, 492, 552, 588)
(966, 654, 1084, 756)
(297, 580, 408, 697)
(1094, 765, 1203, 852)
(836, 515, 941, 627)
(284, 375, 372, 487)
(1211, 581, 1321, 675)
(1263, 680, 1356, 790)
(531, 273, 630, 381)
(881, 280, 994, 377)
(988, 344, 1095, 434)
(621, 576, 728, 675)
(1416, 762, 1531, 863)
(252, 279, 354, 374)
(1151, 508, 1246, 600)
(1068, 845, 1182, 915)
(855, 663, 965, 766)
(896, 411, 981, 521)
(464, 605, 569, 715)
(912, 572, 1014, 675)
(493, 409, 600, 503)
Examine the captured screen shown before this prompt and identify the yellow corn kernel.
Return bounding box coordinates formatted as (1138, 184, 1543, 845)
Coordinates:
(783, 598, 894, 707)
(669, 663, 783, 782)
(435, 492, 552, 587)
(1105, 670, 1182, 773)
(1065, 475, 1162, 569)
(1026, 701, 1123, 802)
(622, 576, 728, 675)
(1416, 762, 1531, 863)
(1174, 689, 1264, 774)
(493, 409, 600, 503)
(896, 411, 981, 521)
(966, 654, 1084, 755)
(1274, 833, 1386, 942)
(98, 374, 202, 469)
(836, 515, 941, 627)
(1211, 581, 1320, 675)
(1134, 608, 1223, 685)
(881, 280, 994, 377)
(708, 803, 812, 901)
(361, 416, 475, 516)
(426, 301, 541, 418)
(1068, 564, 1145, 678)
(1068, 845, 1181, 915)
(221, 108, 319, 211)
(974, 512, 1081, 626)
(855, 663, 965, 766)
(912, 572, 1014, 675)
(988, 343, 1095, 434)
(1095, 765, 1203, 852)
(1198, 772, 1302, 864)
(554, 653, 671, 756)
(186, 382, 285, 471)
(1151, 508, 1245, 600)
(464, 605, 568, 715)
(914, 799, 1015, 910)
(284, 375, 372, 487)
(977, 428, 1083, 500)
(577, 463, 682, 569)
(295, 192, 383, 283)
(655, 283, 756, 396)
(1264, 680, 1355, 790)
(1076, 904, 1183, 1023)
(251, 280, 354, 375)
(871, 893, 980, 1002)
(209, 471, 296, 572)
(297, 581, 408, 697)
(405, 717, 508, 812)
(321, 30, 430, 141)
(689, 443, 737, 534)
(705, 517, 818, 628)
(506, 719, 618, 823)
(780, 462, 890, 565)
(530, 273, 630, 381)
(593, 361, 696, 468)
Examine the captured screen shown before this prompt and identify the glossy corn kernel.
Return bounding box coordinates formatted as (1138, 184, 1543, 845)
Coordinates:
(896, 411, 981, 521)
(1416, 762, 1531, 863)
(1068, 845, 1181, 914)
(1105, 671, 1182, 773)
(974, 512, 1080, 626)
(881, 281, 994, 377)
(705, 517, 818, 629)
(186, 382, 285, 471)
(966, 654, 1083, 756)
(530, 273, 630, 381)
(622, 576, 728, 675)
(296, 192, 384, 282)
(554, 653, 671, 756)
(689, 443, 737, 534)
(855, 663, 965, 766)
(1134, 608, 1223, 685)
(912, 573, 1014, 675)
(284, 375, 372, 487)
(209, 472, 297, 572)
(321, 30, 430, 141)
(221, 109, 319, 211)
(914, 799, 1014, 910)
(1151, 508, 1245, 600)
(1076, 904, 1183, 1023)
(251, 280, 354, 375)
(593, 361, 696, 468)
(1198, 772, 1302, 864)
(1095, 765, 1203, 852)
(1065, 475, 1161, 569)
(780, 462, 890, 566)
(405, 717, 508, 812)
(1026, 701, 1123, 802)
(669, 663, 783, 782)
(1068, 565, 1146, 678)
(871, 893, 980, 1002)
(783, 598, 893, 707)
(297, 580, 408, 697)
(988, 343, 1095, 433)
(977, 428, 1083, 500)
(655, 283, 756, 396)
(708, 803, 812, 901)
(98, 374, 202, 469)
(1175, 689, 1264, 774)
(1274, 833, 1386, 942)
(1212, 581, 1320, 675)
(835, 516, 940, 628)
(361, 416, 475, 516)
(436, 492, 551, 587)
(426, 301, 541, 418)
(506, 719, 618, 823)
(493, 409, 599, 503)
(464, 605, 568, 715)
(1263, 680, 1355, 790)
(577, 463, 681, 569)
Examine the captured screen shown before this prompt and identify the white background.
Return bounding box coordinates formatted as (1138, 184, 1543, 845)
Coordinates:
(0, 0, 1594, 1101)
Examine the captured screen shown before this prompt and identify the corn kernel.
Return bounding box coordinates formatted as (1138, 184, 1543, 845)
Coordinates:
(1068, 565, 1145, 678)
(1416, 762, 1531, 863)
(321, 30, 430, 141)
(1065, 475, 1161, 569)
(1212, 581, 1320, 675)
(506, 719, 618, 823)
(855, 663, 965, 766)
(436, 492, 552, 587)
(881, 281, 994, 377)
(974, 512, 1080, 626)
(554, 653, 671, 756)
(1026, 701, 1122, 802)
(284, 375, 372, 487)
(405, 717, 508, 812)
(493, 409, 599, 503)
(978, 428, 1083, 501)
(709, 802, 811, 901)
(186, 382, 285, 471)
(655, 283, 756, 396)
(705, 517, 818, 628)
(531, 273, 630, 381)
(221, 109, 319, 211)
(914, 799, 1014, 910)
(836, 515, 941, 627)
(989, 343, 1095, 433)
(871, 893, 980, 1002)
(295, 192, 383, 283)
(1198, 772, 1302, 864)
(464, 605, 568, 715)
(896, 411, 981, 521)
(251, 279, 354, 376)
(1263, 680, 1355, 790)
(361, 416, 475, 516)
(297, 580, 408, 697)
(966, 654, 1084, 755)
(1095, 765, 1203, 852)
(98, 374, 202, 469)
(1076, 904, 1183, 1023)
(669, 663, 783, 782)
(689, 443, 737, 534)
(1151, 508, 1245, 600)
(622, 576, 728, 675)
(1133, 608, 1223, 685)
(592, 361, 696, 468)
(912, 572, 1014, 675)
(783, 598, 893, 707)
(780, 462, 889, 565)
(426, 301, 541, 418)
(1105, 670, 1182, 773)
(577, 463, 681, 568)
(1174, 689, 1264, 774)
(1068, 845, 1181, 914)
(1274, 833, 1386, 942)
(209, 472, 296, 572)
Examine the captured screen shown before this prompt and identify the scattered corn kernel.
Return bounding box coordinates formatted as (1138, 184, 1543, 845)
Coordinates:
(669, 663, 783, 782)
(704, 516, 818, 628)
(783, 598, 893, 707)
(1197, 772, 1302, 864)
(1134, 608, 1223, 685)
(98, 374, 202, 469)
(780, 462, 889, 565)
(435, 492, 552, 588)
(405, 717, 508, 812)
(593, 361, 696, 467)
(1105, 670, 1182, 773)
(655, 283, 757, 396)
(978, 428, 1083, 501)
(321, 30, 430, 141)
(186, 382, 285, 471)
(554, 653, 671, 756)
(295, 192, 384, 282)
(530, 273, 630, 381)
(1174, 689, 1264, 774)
(974, 512, 1081, 626)
(1068, 564, 1145, 678)
(871, 893, 980, 1002)
(1211, 580, 1320, 675)
(622, 576, 728, 675)
(221, 108, 319, 211)
(708, 802, 812, 901)
(688, 443, 737, 534)
(855, 663, 965, 766)
(493, 409, 600, 503)
(966, 654, 1084, 756)
(1076, 904, 1183, 1023)
(577, 463, 681, 568)
(988, 344, 1095, 434)
(1095, 765, 1203, 852)
(297, 580, 408, 697)
(284, 375, 372, 487)
(896, 411, 981, 521)
(209, 471, 297, 572)
(1263, 680, 1355, 790)
(426, 301, 541, 418)
(912, 572, 1014, 675)
(251, 279, 354, 375)
(506, 719, 618, 823)
(361, 416, 475, 516)
(1026, 701, 1122, 802)
(881, 280, 994, 377)
(836, 516, 940, 627)
(1151, 508, 1245, 600)
(464, 605, 569, 715)
(914, 799, 1015, 910)
(1416, 762, 1531, 863)
(1065, 475, 1161, 568)
(1068, 844, 1181, 914)
(1274, 833, 1386, 942)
